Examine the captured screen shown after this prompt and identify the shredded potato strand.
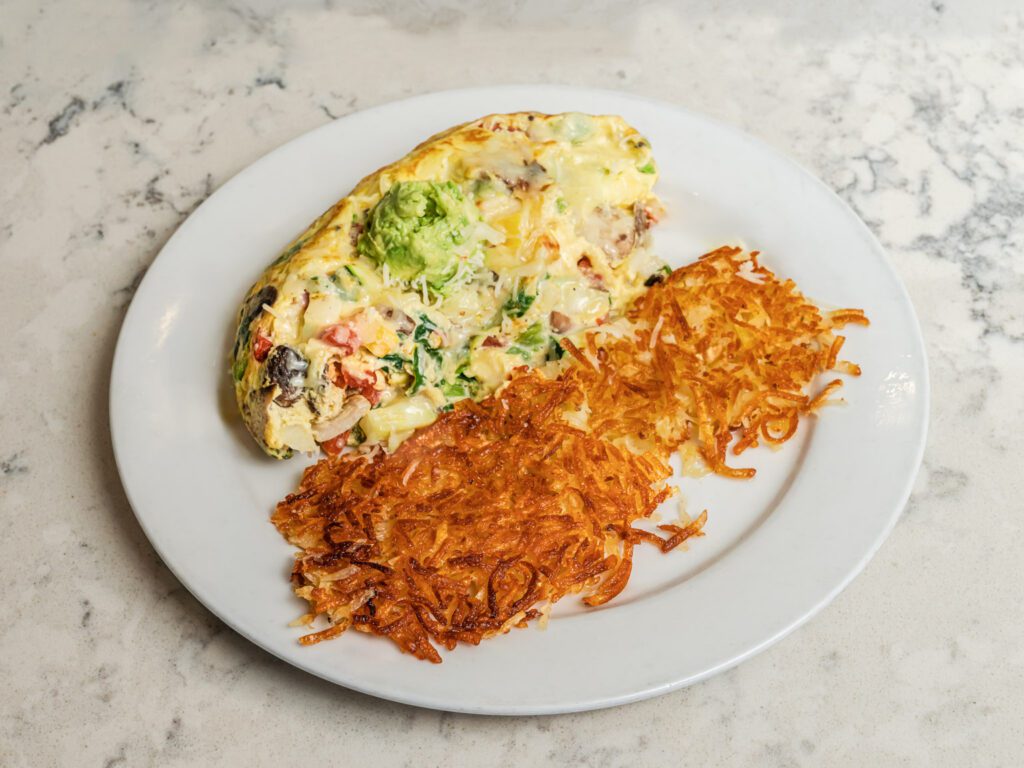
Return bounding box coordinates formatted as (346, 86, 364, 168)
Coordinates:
(272, 247, 867, 661)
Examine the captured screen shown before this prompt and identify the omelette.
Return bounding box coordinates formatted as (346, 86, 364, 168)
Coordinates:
(231, 112, 667, 458)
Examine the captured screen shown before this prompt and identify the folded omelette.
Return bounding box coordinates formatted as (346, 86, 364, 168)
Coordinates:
(231, 112, 666, 458)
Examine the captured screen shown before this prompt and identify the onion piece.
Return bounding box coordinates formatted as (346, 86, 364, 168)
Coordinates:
(312, 395, 371, 442)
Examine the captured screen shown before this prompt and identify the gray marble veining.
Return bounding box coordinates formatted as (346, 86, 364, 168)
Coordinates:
(1, 0, 1022, 765)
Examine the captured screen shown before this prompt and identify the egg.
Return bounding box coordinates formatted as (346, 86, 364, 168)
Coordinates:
(231, 112, 665, 458)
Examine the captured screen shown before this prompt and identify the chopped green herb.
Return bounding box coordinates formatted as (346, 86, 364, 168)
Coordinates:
(660, 264, 672, 276)
(638, 162, 656, 174)
(556, 198, 568, 213)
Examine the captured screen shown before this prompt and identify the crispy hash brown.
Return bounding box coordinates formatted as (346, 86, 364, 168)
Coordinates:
(576, 246, 868, 476)
(272, 247, 868, 661)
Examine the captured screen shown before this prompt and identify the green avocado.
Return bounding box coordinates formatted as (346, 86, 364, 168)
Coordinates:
(357, 181, 474, 290)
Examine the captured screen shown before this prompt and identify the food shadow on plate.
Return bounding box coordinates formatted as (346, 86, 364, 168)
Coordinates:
(561, 424, 817, 617)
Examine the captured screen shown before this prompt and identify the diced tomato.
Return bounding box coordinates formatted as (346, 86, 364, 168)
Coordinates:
(639, 205, 660, 226)
(341, 366, 381, 406)
(577, 256, 606, 290)
(320, 431, 349, 457)
(252, 331, 273, 362)
(319, 323, 360, 355)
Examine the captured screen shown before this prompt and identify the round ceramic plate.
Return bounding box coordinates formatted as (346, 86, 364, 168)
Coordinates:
(110, 85, 928, 715)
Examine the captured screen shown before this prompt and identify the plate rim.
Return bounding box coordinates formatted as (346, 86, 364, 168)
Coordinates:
(109, 83, 929, 715)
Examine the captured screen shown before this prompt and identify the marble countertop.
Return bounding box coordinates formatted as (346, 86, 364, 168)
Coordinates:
(2, 0, 1022, 764)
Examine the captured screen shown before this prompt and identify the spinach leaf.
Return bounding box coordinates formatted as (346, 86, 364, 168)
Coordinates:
(379, 353, 408, 371)
(502, 288, 535, 318)
(409, 346, 425, 394)
(414, 314, 443, 364)
(414, 313, 438, 341)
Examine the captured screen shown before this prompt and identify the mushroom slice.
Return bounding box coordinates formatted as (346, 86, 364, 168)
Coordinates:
(312, 395, 371, 443)
(581, 205, 637, 264)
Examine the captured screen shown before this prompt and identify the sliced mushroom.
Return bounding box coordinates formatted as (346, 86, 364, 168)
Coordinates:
(582, 206, 637, 263)
(634, 203, 652, 235)
(576, 256, 606, 291)
(312, 395, 371, 443)
(644, 273, 665, 287)
(266, 345, 308, 407)
(243, 285, 278, 328)
(381, 306, 416, 335)
(549, 311, 572, 334)
(501, 161, 547, 193)
(349, 221, 364, 247)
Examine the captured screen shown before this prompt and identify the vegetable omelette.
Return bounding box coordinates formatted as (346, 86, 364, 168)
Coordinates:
(231, 113, 666, 458)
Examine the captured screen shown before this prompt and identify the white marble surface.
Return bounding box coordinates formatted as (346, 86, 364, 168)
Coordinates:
(2, 0, 1023, 764)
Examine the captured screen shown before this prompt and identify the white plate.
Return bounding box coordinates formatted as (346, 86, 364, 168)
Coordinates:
(110, 85, 928, 715)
